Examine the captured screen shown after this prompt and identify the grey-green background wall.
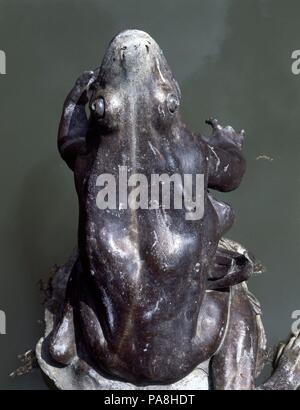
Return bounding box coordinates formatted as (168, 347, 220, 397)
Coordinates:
(0, 0, 299, 389)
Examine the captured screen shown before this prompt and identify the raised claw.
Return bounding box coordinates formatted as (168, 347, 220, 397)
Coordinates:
(205, 118, 244, 149)
(75, 70, 95, 88)
(76, 70, 96, 95)
(70, 69, 99, 104)
(205, 118, 220, 129)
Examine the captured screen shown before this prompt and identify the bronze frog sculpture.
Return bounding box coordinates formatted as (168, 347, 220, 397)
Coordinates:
(37, 30, 300, 390)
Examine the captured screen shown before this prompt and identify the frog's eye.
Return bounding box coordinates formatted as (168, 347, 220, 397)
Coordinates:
(90, 97, 105, 118)
(167, 93, 179, 114)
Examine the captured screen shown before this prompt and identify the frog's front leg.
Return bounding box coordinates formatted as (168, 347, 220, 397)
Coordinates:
(203, 118, 246, 192)
(50, 71, 99, 365)
(58, 69, 99, 170)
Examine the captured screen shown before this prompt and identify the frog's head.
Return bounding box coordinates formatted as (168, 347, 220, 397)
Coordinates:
(89, 30, 181, 133)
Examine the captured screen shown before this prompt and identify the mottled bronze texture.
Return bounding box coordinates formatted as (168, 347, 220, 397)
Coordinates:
(39, 30, 300, 390)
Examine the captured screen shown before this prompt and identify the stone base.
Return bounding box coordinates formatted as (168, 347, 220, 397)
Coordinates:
(36, 337, 209, 390)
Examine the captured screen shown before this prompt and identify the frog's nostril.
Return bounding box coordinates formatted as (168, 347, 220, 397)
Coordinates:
(120, 45, 127, 61)
(118, 40, 150, 69)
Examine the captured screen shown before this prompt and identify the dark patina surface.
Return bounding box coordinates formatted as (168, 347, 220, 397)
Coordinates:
(37, 30, 300, 389)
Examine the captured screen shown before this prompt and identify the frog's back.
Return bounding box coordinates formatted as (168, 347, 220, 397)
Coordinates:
(84, 124, 211, 292)
(76, 123, 222, 383)
(72, 29, 222, 383)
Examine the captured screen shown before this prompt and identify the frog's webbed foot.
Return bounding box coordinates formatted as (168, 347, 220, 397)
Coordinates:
(205, 117, 245, 150)
(204, 118, 246, 192)
(69, 69, 99, 104)
(208, 238, 255, 290)
(259, 332, 300, 390)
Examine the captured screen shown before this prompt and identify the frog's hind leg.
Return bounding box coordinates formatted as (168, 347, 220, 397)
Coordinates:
(209, 283, 267, 390)
(258, 331, 300, 390)
(49, 258, 81, 366)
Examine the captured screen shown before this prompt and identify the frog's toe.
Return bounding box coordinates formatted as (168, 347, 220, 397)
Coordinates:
(75, 70, 95, 87)
(205, 118, 219, 129)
